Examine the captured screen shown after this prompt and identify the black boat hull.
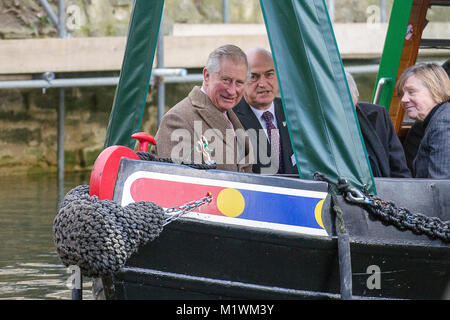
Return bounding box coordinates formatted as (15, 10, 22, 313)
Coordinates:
(97, 160, 449, 300)
(102, 218, 449, 300)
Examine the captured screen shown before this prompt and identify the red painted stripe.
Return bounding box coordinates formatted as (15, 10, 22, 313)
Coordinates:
(130, 178, 224, 216)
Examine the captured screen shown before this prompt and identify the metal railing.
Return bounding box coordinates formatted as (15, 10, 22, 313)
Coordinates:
(0, 69, 189, 90)
(0, 65, 381, 90)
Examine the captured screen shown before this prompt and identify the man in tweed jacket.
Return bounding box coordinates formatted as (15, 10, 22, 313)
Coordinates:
(154, 45, 253, 173)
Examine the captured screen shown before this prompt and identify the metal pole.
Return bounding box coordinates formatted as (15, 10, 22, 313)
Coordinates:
(57, 0, 66, 205)
(58, 1, 81, 299)
(57, 87, 65, 201)
(380, 0, 387, 23)
(68, 265, 82, 300)
(9, 61, 447, 91)
(58, 0, 66, 38)
(39, 0, 59, 28)
(0, 69, 189, 90)
(223, 0, 230, 24)
(157, 15, 165, 126)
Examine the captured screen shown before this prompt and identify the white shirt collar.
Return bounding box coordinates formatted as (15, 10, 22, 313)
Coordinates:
(249, 102, 276, 121)
(248, 101, 278, 132)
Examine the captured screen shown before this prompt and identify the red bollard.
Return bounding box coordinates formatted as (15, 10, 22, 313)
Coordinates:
(131, 132, 157, 152)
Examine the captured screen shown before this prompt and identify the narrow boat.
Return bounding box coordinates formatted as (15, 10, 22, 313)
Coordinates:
(89, 146, 449, 300)
(56, 0, 450, 300)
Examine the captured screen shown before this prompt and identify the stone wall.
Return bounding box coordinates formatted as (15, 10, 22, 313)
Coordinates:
(0, 79, 199, 175)
(0, 0, 401, 39)
(0, 86, 111, 174)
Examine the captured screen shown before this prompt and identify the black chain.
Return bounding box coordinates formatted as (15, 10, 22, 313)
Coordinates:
(366, 195, 450, 242)
(164, 193, 213, 226)
(314, 172, 450, 243)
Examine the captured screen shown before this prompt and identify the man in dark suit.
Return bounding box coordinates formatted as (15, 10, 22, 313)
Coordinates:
(346, 71, 411, 178)
(355, 101, 412, 178)
(233, 47, 297, 175)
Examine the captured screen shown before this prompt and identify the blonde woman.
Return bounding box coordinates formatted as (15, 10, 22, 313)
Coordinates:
(396, 63, 450, 178)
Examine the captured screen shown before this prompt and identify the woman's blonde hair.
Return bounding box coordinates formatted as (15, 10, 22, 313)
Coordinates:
(396, 63, 450, 104)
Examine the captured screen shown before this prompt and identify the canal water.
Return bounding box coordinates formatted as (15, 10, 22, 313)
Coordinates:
(0, 171, 93, 300)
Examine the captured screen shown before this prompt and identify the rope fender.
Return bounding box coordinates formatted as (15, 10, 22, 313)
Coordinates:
(53, 185, 166, 277)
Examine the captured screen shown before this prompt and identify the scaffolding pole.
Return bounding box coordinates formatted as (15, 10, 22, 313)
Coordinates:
(57, 0, 66, 204)
(157, 14, 165, 126)
(0, 63, 399, 90)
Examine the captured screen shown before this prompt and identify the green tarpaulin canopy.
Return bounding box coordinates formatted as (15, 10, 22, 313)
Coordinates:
(104, 0, 164, 149)
(261, 0, 375, 194)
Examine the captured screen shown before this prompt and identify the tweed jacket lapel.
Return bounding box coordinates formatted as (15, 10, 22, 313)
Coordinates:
(189, 87, 229, 141)
(188, 87, 252, 171)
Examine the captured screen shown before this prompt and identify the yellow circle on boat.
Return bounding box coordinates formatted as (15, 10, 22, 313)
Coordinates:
(314, 199, 325, 229)
(217, 188, 245, 217)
